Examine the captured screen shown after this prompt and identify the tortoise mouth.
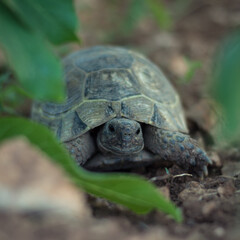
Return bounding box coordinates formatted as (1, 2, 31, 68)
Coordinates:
(98, 138, 144, 155)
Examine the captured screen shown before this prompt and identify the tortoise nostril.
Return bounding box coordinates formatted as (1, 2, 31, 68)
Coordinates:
(108, 124, 115, 132)
(136, 128, 140, 135)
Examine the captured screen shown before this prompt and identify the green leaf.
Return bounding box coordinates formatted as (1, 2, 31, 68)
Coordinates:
(0, 2, 65, 101)
(4, 0, 79, 45)
(181, 58, 202, 84)
(122, 0, 146, 35)
(0, 72, 11, 88)
(0, 117, 182, 222)
(0, 85, 28, 115)
(146, 0, 172, 29)
(211, 30, 240, 141)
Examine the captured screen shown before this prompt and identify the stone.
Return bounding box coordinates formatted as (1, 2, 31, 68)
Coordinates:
(0, 138, 90, 219)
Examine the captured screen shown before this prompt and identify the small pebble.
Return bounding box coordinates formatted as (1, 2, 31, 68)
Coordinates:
(214, 227, 225, 237)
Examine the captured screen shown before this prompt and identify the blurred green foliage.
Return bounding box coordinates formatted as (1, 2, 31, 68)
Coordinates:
(146, 0, 172, 29)
(121, 0, 146, 35)
(181, 58, 202, 83)
(0, 69, 31, 115)
(0, 0, 79, 102)
(107, 0, 172, 40)
(212, 30, 240, 142)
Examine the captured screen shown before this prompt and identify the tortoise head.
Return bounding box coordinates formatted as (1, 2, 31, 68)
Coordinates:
(97, 118, 144, 155)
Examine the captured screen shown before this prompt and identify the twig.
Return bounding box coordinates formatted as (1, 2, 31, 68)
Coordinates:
(172, 173, 193, 179)
(149, 173, 193, 182)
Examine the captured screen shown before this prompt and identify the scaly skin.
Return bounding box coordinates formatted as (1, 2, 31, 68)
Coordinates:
(144, 125, 212, 177)
(64, 132, 96, 165)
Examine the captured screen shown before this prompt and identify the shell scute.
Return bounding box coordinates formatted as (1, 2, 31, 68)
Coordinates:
(75, 47, 133, 72)
(131, 55, 176, 104)
(84, 69, 140, 101)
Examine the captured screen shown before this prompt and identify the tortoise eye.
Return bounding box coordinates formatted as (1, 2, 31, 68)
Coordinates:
(136, 128, 140, 135)
(108, 124, 115, 132)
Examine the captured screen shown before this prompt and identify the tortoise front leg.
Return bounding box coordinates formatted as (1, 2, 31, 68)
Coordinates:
(64, 132, 97, 166)
(144, 125, 212, 177)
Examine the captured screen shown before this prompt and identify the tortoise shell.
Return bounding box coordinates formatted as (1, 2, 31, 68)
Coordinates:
(31, 46, 188, 142)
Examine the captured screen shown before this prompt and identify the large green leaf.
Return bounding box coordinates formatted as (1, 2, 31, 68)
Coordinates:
(122, 0, 146, 35)
(0, 2, 65, 101)
(4, 0, 79, 44)
(0, 117, 182, 222)
(146, 0, 172, 29)
(211, 30, 240, 141)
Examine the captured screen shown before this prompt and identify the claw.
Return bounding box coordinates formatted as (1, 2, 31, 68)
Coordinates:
(201, 154, 212, 165)
(206, 156, 212, 165)
(203, 165, 208, 176)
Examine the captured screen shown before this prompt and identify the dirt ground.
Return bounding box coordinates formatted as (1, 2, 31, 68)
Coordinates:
(1, 0, 240, 240)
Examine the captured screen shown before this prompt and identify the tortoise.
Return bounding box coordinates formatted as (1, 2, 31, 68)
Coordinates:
(32, 46, 212, 176)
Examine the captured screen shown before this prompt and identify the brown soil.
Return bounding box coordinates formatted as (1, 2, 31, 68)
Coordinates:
(88, 160, 240, 240)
